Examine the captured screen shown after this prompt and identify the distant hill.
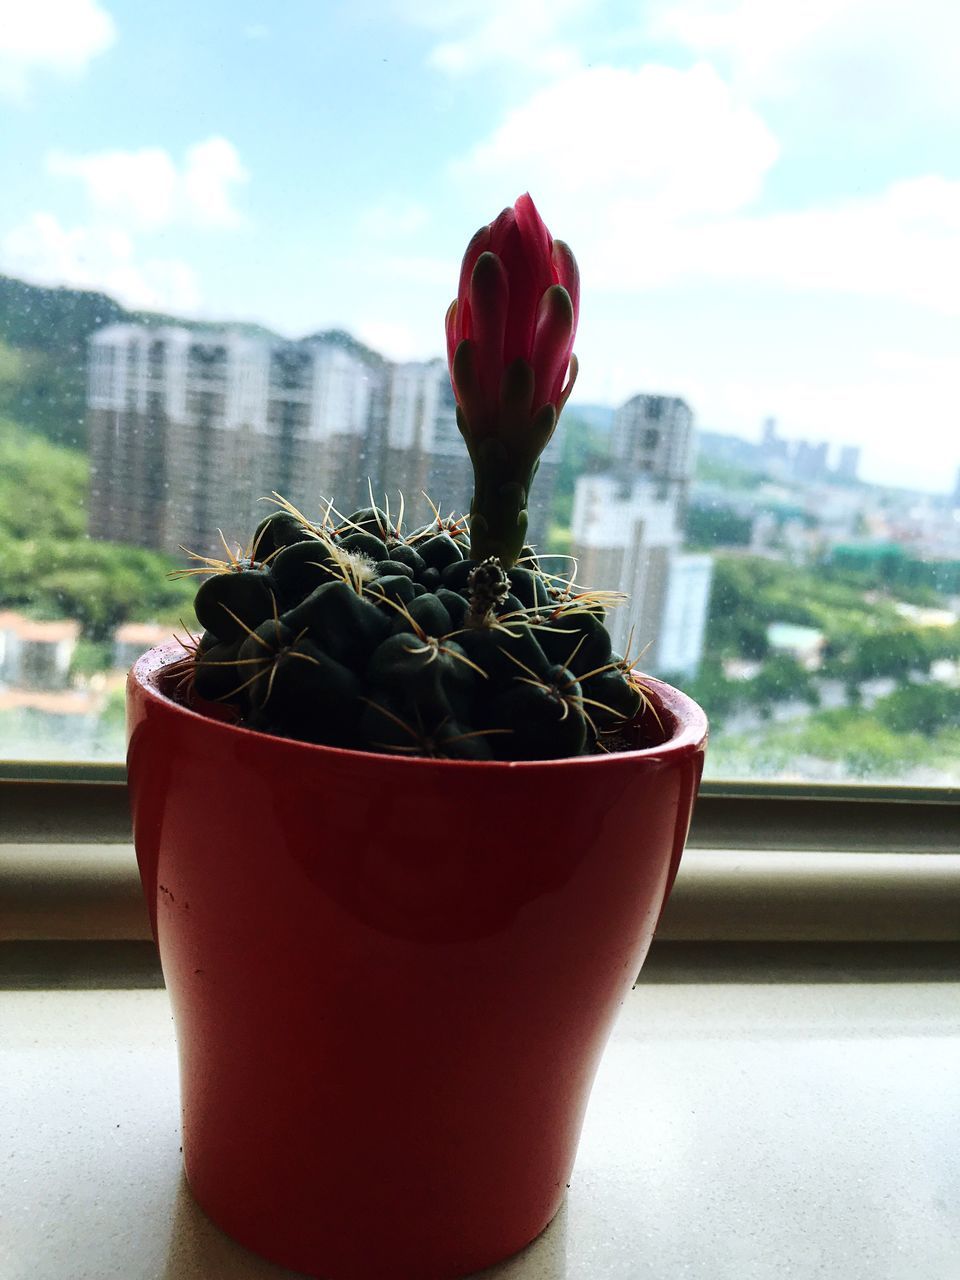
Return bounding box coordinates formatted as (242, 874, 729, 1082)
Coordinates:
(567, 401, 614, 433)
(0, 274, 287, 450)
(0, 276, 124, 448)
(0, 271, 612, 454)
(301, 327, 389, 368)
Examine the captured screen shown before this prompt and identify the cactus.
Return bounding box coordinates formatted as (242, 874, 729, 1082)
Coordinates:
(168, 195, 657, 759)
(171, 495, 650, 759)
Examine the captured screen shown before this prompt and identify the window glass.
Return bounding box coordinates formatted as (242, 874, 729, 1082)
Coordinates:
(1, 1, 958, 781)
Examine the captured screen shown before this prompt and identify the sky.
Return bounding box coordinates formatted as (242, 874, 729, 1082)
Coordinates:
(1, 0, 959, 492)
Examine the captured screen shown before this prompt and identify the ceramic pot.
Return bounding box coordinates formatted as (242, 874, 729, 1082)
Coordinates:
(127, 641, 707, 1280)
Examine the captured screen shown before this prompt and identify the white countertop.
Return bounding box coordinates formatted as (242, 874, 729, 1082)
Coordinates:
(2, 970, 959, 1280)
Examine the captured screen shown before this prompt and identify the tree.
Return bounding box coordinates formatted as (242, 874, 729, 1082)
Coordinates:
(549, 410, 606, 530)
(0, 418, 196, 640)
(684, 504, 752, 550)
(748, 655, 819, 719)
(678, 661, 742, 730)
(875, 684, 960, 736)
(843, 628, 930, 684)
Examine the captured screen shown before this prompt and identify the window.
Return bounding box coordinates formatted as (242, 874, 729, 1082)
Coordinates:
(1, 3, 958, 789)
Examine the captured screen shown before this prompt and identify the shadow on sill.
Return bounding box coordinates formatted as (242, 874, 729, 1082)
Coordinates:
(1, 940, 959, 991)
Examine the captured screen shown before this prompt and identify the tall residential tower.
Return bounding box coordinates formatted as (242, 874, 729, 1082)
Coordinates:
(571, 394, 711, 678)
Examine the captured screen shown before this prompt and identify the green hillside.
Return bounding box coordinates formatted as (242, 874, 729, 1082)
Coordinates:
(0, 276, 125, 448)
(0, 416, 196, 639)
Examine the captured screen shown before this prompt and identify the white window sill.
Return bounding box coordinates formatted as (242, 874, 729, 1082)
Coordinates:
(3, 977, 958, 1280)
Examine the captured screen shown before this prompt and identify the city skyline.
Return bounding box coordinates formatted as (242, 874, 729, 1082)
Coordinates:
(1, 2, 959, 493)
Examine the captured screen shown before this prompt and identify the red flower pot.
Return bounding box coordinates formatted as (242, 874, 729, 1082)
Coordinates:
(127, 641, 707, 1280)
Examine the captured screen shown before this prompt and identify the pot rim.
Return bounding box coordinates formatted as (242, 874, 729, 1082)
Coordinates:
(129, 640, 708, 774)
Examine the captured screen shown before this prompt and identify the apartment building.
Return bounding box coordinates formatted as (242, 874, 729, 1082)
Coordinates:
(87, 325, 382, 555)
(87, 326, 558, 557)
(571, 394, 711, 678)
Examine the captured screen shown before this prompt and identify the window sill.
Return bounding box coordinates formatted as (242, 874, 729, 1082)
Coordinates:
(3, 977, 958, 1279)
(2, 776, 959, 945)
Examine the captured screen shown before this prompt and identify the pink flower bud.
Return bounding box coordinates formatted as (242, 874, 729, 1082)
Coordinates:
(446, 194, 579, 434)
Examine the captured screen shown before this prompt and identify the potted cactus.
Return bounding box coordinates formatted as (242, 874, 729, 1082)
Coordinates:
(127, 194, 707, 1280)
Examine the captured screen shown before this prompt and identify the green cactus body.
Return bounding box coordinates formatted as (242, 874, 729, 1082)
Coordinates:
(179, 501, 654, 760)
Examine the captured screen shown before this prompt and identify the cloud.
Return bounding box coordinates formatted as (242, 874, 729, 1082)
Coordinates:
(1, 136, 247, 317)
(646, 0, 960, 120)
(453, 60, 960, 317)
(648, 0, 855, 87)
(455, 62, 779, 217)
(1, 211, 201, 312)
(586, 176, 960, 316)
(398, 0, 586, 76)
(47, 137, 249, 231)
(0, 0, 116, 97)
(180, 138, 250, 228)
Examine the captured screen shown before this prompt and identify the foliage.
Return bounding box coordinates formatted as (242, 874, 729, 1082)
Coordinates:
(825, 627, 932, 685)
(0, 276, 126, 449)
(69, 637, 113, 679)
(549, 410, 607, 529)
(746, 654, 820, 718)
(678, 654, 822, 731)
(684, 503, 753, 549)
(0, 416, 88, 539)
(704, 554, 912, 665)
(0, 417, 196, 640)
(709, 709, 960, 781)
(873, 683, 960, 737)
(693, 454, 765, 490)
(829, 542, 960, 599)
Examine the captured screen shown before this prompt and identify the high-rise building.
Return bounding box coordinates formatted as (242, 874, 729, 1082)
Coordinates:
(87, 325, 560, 557)
(571, 392, 711, 677)
(836, 444, 861, 483)
(610, 394, 696, 490)
(793, 439, 830, 483)
(571, 475, 711, 675)
(88, 324, 382, 555)
(380, 360, 472, 516)
(88, 331, 458, 556)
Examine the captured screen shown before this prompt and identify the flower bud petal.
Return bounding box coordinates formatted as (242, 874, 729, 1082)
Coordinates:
(531, 284, 575, 411)
(515, 193, 553, 274)
(445, 299, 459, 374)
(552, 240, 580, 331)
(470, 251, 509, 407)
(499, 358, 535, 422)
(557, 353, 579, 415)
(452, 338, 483, 427)
(456, 224, 492, 319)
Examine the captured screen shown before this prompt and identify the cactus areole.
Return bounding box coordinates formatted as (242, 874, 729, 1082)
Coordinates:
(167, 195, 659, 761)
